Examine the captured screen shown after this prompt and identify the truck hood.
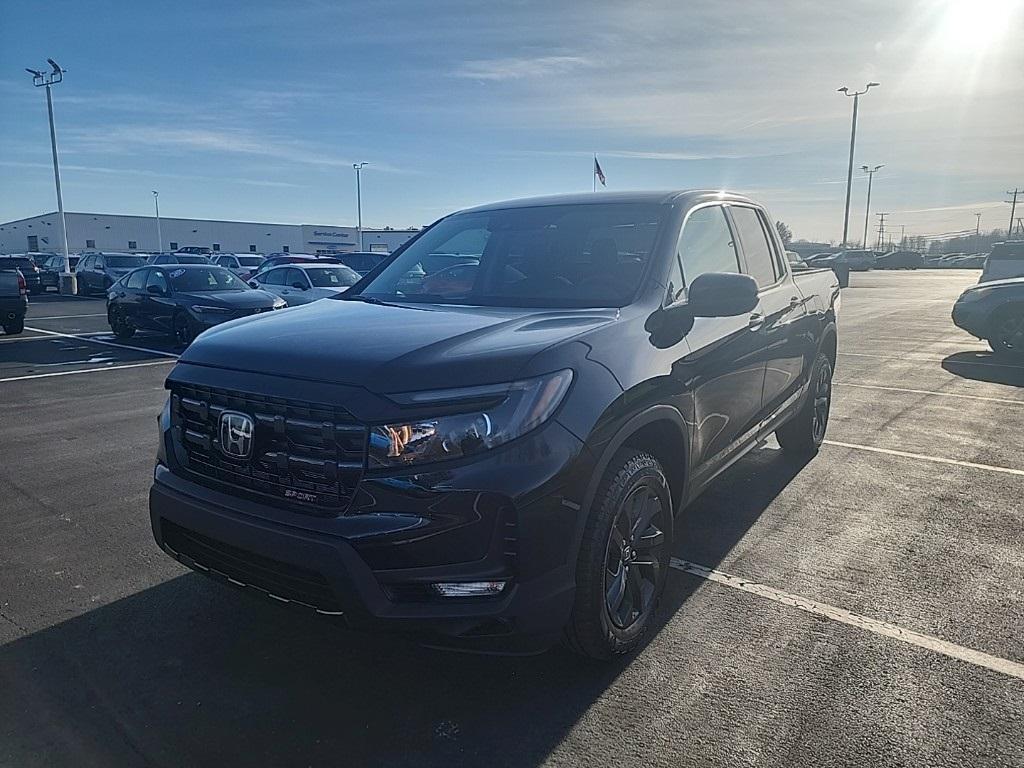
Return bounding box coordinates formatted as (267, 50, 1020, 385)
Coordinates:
(178, 298, 617, 391)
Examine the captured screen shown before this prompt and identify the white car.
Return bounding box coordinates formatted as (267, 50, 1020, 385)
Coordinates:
(250, 262, 361, 305)
(979, 241, 1024, 283)
(213, 253, 266, 281)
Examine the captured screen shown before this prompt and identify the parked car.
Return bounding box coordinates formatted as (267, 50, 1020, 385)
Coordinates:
(175, 246, 213, 255)
(333, 251, 388, 276)
(213, 253, 266, 280)
(39, 255, 80, 290)
(149, 253, 211, 265)
(952, 277, 1024, 357)
(251, 262, 361, 305)
(26, 251, 58, 267)
(837, 249, 876, 271)
(106, 264, 285, 345)
(802, 252, 850, 287)
(952, 253, 986, 269)
(979, 242, 1024, 283)
(0, 255, 44, 294)
(0, 264, 28, 334)
(874, 250, 924, 269)
(250, 254, 327, 278)
(75, 252, 148, 295)
(149, 190, 840, 659)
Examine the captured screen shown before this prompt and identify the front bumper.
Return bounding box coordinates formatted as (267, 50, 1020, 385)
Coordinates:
(150, 417, 592, 652)
(951, 300, 988, 338)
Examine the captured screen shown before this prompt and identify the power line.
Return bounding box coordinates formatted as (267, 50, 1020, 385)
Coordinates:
(1007, 188, 1021, 237)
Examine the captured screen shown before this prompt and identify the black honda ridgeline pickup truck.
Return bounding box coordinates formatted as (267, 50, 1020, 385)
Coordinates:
(150, 191, 840, 659)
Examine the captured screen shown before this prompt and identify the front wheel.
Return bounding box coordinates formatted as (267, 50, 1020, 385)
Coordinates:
(565, 448, 672, 660)
(173, 313, 196, 346)
(3, 318, 25, 335)
(776, 352, 833, 457)
(988, 307, 1024, 358)
(110, 309, 136, 339)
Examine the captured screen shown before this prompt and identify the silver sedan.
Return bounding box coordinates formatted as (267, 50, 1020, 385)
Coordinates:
(250, 263, 361, 306)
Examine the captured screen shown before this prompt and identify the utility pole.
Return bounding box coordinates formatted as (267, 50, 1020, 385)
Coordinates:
(152, 191, 162, 252)
(900, 224, 905, 247)
(861, 164, 883, 248)
(1007, 188, 1021, 239)
(876, 212, 889, 250)
(26, 59, 75, 294)
(353, 162, 368, 251)
(838, 82, 880, 246)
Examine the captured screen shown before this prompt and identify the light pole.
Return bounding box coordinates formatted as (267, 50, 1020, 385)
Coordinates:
(152, 191, 162, 252)
(861, 164, 883, 248)
(27, 58, 75, 294)
(974, 212, 981, 252)
(353, 162, 368, 251)
(838, 82, 880, 247)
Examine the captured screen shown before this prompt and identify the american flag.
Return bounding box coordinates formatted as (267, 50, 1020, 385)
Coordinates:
(594, 156, 606, 187)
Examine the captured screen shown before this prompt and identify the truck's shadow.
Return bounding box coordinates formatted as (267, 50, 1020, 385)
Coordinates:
(941, 351, 1024, 387)
(0, 448, 809, 768)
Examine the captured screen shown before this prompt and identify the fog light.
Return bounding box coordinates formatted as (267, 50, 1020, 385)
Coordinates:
(431, 581, 507, 598)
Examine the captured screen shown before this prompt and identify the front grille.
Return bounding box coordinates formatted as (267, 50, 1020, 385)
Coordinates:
(169, 383, 367, 514)
(161, 520, 343, 613)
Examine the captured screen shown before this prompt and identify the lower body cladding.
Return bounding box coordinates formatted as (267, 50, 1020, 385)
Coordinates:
(150, 419, 595, 654)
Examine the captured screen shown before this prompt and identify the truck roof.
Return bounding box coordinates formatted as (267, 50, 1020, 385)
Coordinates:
(456, 190, 760, 215)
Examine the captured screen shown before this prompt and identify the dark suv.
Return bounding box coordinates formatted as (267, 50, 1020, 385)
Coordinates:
(150, 191, 840, 658)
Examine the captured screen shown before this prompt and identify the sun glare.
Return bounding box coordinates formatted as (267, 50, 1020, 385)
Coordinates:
(934, 0, 1017, 48)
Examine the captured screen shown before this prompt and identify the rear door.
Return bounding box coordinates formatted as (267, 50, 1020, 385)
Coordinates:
(727, 204, 810, 418)
(118, 268, 149, 327)
(672, 204, 768, 477)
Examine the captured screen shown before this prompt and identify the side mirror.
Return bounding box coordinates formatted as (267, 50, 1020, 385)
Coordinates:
(146, 284, 165, 295)
(292, 282, 307, 290)
(687, 272, 759, 317)
(248, 280, 259, 288)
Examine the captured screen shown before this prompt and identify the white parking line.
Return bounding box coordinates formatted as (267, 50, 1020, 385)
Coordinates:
(24, 326, 180, 359)
(834, 381, 1024, 406)
(0, 331, 109, 344)
(839, 351, 1024, 369)
(0, 359, 175, 383)
(27, 313, 108, 321)
(823, 439, 1024, 477)
(669, 558, 1024, 681)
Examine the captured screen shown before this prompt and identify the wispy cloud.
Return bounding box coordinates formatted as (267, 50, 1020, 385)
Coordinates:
(895, 201, 1007, 215)
(0, 160, 301, 188)
(452, 55, 594, 81)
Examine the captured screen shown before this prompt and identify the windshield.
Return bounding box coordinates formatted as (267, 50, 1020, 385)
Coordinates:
(106, 256, 147, 268)
(358, 203, 665, 307)
(176, 255, 210, 264)
(307, 266, 360, 288)
(168, 266, 249, 292)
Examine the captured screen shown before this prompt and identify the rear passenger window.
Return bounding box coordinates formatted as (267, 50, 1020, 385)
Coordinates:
(261, 268, 286, 286)
(731, 206, 778, 288)
(677, 206, 740, 286)
(126, 270, 147, 290)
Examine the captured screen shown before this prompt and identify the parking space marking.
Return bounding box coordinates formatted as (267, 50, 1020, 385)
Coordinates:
(669, 558, 1024, 681)
(823, 439, 1024, 477)
(839, 351, 1024, 369)
(25, 326, 180, 359)
(834, 381, 1024, 406)
(0, 359, 175, 383)
(0, 331, 109, 345)
(27, 313, 108, 321)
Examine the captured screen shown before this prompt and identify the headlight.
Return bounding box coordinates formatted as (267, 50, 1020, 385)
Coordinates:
(272, 298, 287, 309)
(190, 305, 233, 314)
(368, 369, 573, 467)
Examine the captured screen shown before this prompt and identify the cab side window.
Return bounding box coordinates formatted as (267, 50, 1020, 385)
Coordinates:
(730, 206, 779, 288)
(126, 269, 147, 290)
(677, 206, 740, 289)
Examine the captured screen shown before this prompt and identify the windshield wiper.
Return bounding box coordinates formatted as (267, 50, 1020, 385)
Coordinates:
(340, 294, 391, 306)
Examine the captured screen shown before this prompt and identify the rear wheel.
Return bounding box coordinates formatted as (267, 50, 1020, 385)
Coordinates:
(565, 448, 672, 660)
(988, 307, 1024, 358)
(776, 352, 833, 457)
(2, 317, 24, 335)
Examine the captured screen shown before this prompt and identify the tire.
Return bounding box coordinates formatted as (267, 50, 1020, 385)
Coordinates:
(987, 306, 1024, 358)
(564, 448, 672, 660)
(173, 312, 196, 346)
(77, 280, 90, 296)
(2, 317, 25, 335)
(110, 309, 135, 339)
(776, 352, 833, 457)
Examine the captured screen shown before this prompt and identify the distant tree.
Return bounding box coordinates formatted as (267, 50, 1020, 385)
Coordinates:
(775, 220, 793, 245)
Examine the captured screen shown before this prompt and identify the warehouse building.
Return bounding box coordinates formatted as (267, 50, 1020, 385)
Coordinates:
(0, 212, 419, 256)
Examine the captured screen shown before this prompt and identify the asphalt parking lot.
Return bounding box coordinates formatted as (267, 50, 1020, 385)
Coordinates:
(1, 271, 1022, 767)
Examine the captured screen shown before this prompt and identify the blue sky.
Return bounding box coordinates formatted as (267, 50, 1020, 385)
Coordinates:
(2, 0, 1022, 242)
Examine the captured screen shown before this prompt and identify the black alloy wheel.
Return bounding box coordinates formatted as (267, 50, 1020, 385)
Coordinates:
(811, 358, 832, 445)
(776, 352, 833, 456)
(173, 313, 196, 346)
(603, 484, 667, 630)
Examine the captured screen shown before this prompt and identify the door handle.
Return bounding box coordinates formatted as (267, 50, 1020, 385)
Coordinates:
(748, 313, 764, 330)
